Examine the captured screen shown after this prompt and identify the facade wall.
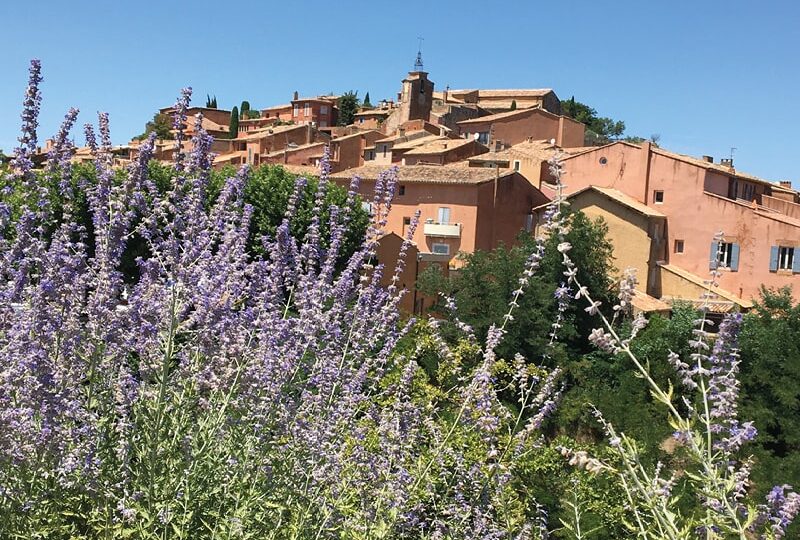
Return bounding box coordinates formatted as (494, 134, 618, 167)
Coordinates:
(261, 142, 327, 167)
(562, 143, 651, 202)
(558, 116, 585, 148)
(567, 191, 665, 295)
(291, 100, 337, 127)
(403, 140, 487, 166)
(459, 110, 583, 148)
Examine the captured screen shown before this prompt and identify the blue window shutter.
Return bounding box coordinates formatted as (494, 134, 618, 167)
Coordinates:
(709, 242, 719, 269)
(730, 243, 740, 271)
(793, 248, 800, 273)
(770, 246, 780, 272)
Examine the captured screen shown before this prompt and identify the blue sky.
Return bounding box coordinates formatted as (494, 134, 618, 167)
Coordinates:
(2, 0, 798, 183)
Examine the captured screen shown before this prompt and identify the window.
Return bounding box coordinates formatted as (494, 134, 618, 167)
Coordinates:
(674, 239, 684, 253)
(398, 185, 406, 196)
(304, 103, 311, 115)
(770, 245, 798, 272)
(654, 190, 664, 203)
(711, 241, 739, 271)
(513, 160, 521, 172)
(382, 144, 387, 158)
(438, 207, 451, 224)
(477, 132, 489, 145)
(742, 183, 755, 202)
(320, 121, 327, 128)
(293, 104, 299, 117)
(402, 216, 411, 236)
(361, 201, 373, 215)
(524, 213, 534, 232)
(431, 243, 450, 255)
(320, 105, 328, 115)
(599, 157, 608, 165)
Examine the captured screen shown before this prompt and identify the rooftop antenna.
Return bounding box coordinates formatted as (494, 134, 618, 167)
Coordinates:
(414, 36, 424, 71)
(730, 146, 737, 162)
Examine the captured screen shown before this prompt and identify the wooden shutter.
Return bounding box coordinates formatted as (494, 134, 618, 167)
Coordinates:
(730, 244, 740, 271)
(709, 242, 719, 270)
(770, 246, 779, 272)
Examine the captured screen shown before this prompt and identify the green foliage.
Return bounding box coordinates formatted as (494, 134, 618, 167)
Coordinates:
(561, 97, 625, 146)
(739, 287, 800, 494)
(560, 304, 696, 451)
(419, 211, 615, 364)
(337, 90, 360, 126)
(205, 94, 217, 108)
(240, 100, 250, 118)
(229, 106, 239, 138)
(511, 99, 517, 111)
(135, 112, 172, 140)
(363, 92, 372, 108)
(245, 109, 261, 119)
(209, 164, 370, 266)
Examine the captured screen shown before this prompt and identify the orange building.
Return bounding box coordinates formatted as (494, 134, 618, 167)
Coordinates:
(290, 96, 338, 127)
(331, 164, 549, 275)
(457, 107, 584, 149)
(555, 141, 800, 306)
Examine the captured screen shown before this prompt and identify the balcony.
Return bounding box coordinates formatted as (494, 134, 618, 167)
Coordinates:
(423, 221, 461, 238)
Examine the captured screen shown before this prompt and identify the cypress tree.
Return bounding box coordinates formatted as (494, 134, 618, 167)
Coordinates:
(230, 106, 239, 138)
(240, 101, 250, 119)
(363, 92, 372, 108)
(510, 100, 517, 111)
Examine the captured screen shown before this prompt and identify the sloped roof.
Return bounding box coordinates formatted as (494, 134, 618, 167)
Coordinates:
(331, 164, 516, 185)
(447, 89, 553, 98)
(457, 107, 542, 126)
(658, 263, 753, 309)
(389, 134, 443, 150)
(569, 186, 667, 218)
(403, 137, 481, 156)
(631, 290, 671, 313)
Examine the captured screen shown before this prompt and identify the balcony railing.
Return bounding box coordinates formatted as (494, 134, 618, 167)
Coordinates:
(423, 222, 461, 238)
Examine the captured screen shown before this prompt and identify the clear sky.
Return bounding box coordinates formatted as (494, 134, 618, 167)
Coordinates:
(2, 0, 799, 183)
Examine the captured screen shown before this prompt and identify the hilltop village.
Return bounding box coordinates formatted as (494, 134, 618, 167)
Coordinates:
(40, 56, 800, 315)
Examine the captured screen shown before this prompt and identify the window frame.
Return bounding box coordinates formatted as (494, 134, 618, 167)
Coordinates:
(431, 243, 450, 255)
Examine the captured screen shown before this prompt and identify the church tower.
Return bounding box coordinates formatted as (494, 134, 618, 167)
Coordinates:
(397, 50, 434, 124)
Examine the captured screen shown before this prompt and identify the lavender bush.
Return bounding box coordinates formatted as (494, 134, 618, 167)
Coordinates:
(0, 60, 562, 539)
(0, 60, 797, 540)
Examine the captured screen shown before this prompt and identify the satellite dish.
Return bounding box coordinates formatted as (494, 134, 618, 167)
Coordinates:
(473, 133, 480, 141)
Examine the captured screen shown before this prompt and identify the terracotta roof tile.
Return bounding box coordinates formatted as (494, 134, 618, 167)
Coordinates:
(331, 164, 515, 185)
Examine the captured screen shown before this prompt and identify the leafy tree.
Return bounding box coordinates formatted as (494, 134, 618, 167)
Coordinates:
(363, 92, 372, 108)
(240, 101, 250, 118)
(419, 210, 615, 363)
(135, 112, 172, 140)
(337, 90, 360, 126)
(205, 94, 217, 108)
(229, 106, 239, 138)
(510, 99, 517, 111)
(209, 164, 370, 267)
(739, 287, 800, 494)
(561, 97, 625, 145)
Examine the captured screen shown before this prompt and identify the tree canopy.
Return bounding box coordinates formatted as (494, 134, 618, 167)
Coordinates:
(135, 112, 172, 140)
(337, 91, 360, 126)
(229, 106, 239, 138)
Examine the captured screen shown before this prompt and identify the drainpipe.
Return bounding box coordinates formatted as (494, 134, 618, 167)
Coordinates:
(642, 141, 652, 204)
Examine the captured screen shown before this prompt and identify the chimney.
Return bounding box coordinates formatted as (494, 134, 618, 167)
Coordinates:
(443, 85, 449, 103)
(702, 155, 713, 163)
(293, 90, 299, 100)
(720, 158, 734, 168)
(780, 180, 793, 188)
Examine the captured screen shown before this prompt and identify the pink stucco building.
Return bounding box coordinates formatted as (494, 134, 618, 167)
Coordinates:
(555, 141, 800, 307)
